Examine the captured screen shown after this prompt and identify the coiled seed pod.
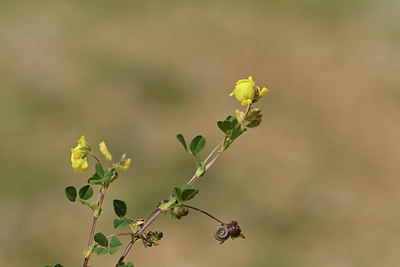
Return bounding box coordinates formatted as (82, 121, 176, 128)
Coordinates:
(141, 231, 164, 247)
(214, 224, 230, 244)
(226, 221, 245, 239)
(171, 206, 189, 219)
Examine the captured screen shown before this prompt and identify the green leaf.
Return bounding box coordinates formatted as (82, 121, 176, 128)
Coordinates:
(196, 162, 206, 178)
(176, 134, 187, 151)
(65, 186, 77, 202)
(231, 125, 247, 140)
(217, 121, 227, 133)
(158, 198, 176, 210)
(103, 168, 113, 180)
(88, 173, 102, 185)
(94, 246, 109, 255)
(117, 263, 127, 267)
(109, 237, 123, 255)
(95, 163, 104, 178)
(127, 262, 134, 267)
(114, 218, 129, 229)
(190, 135, 206, 155)
(180, 187, 199, 202)
(94, 232, 108, 247)
(79, 185, 93, 200)
(172, 187, 182, 203)
(180, 184, 195, 190)
(113, 199, 127, 217)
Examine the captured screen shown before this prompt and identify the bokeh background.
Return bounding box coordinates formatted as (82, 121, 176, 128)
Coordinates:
(1, 0, 400, 266)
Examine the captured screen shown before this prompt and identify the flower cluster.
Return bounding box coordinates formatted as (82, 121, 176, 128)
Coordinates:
(229, 76, 268, 105)
(70, 136, 90, 173)
(70, 136, 131, 173)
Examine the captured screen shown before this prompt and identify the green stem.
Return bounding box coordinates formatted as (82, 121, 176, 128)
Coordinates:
(204, 141, 223, 163)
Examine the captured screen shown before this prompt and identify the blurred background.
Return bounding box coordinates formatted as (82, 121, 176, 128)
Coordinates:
(1, 0, 400, 266)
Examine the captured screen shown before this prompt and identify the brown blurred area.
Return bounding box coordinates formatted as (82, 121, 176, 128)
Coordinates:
(1, 0, 400, 266)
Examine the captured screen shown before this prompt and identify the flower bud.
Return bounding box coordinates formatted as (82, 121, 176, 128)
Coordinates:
(99, 141, 112, 162)
(77, 136, 91, 151)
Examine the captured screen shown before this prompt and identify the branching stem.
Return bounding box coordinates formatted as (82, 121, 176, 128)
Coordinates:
(115, 105, 252, 265)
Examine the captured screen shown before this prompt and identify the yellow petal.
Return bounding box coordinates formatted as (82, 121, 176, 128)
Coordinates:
(99, 141, 112, 161)
(118, 158, 131, 171)
(259, 87, 269, 96)
(241, 99, 252, 105)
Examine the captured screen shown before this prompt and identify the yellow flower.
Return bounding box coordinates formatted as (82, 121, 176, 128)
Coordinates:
(229, 76, 269, 105)
(229, 76, 256, 105)
(118, 158, 131, 171)
(71, 146, 89, 173)
(77, 136, 90, 151)
(99, 141, 113, 162)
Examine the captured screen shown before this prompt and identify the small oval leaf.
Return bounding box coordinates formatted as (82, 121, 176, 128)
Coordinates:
(95, 163, 104, 178)
(176, 134, 187, 151)
(190, 135, 206, 155)
(109, 237, 123, 255)
(65, 186, 77, 202)
(79, 185, 94, 200)
(113, 199, 127, 217)
(113, 218, 129, 229)
(94, 232, 108, 247)
(94, 246, 109, 255)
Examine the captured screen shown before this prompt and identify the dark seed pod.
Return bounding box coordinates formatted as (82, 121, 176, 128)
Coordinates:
(142, 231, 164, 247)
(226, 221, 245, 239)
(214, 225, 230, 244)
(171, 206, 189, 219)
(245, 108, 262, 128)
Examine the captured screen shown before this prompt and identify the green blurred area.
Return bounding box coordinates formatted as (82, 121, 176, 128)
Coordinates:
(1, 0, 400, 266)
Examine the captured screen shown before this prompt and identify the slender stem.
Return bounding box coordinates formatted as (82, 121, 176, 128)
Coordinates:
(90, 153, 103, 167)
(204, 142, 222, 163)
(182, 205, 224, 224)
(83, 186, 106, 267)
(116, 210, 162, 265)
(116, 150, 223, 265)
(188, 150, 222, 185)
(115, 106, 252, 264)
